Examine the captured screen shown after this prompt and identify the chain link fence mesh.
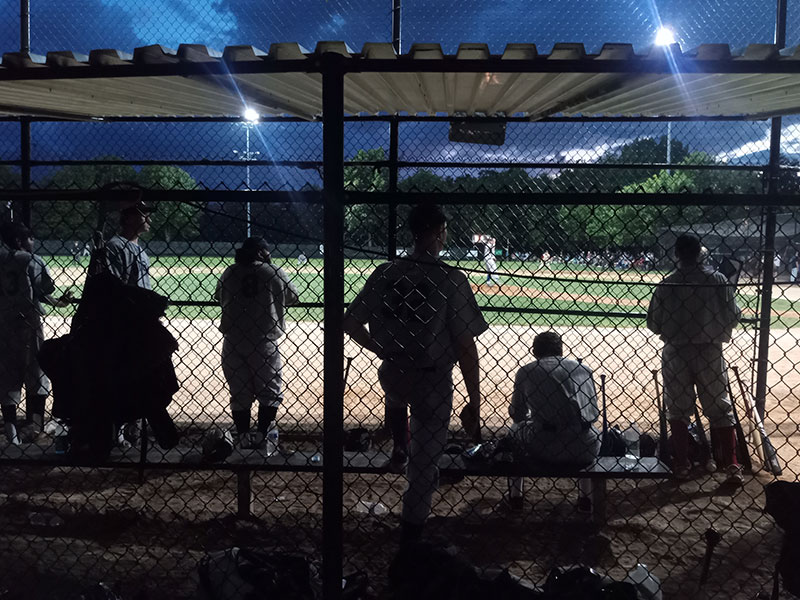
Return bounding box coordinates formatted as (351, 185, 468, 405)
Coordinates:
(1, 1, 800, 598)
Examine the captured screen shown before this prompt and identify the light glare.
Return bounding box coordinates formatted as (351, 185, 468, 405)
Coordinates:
(243, 108, 260, 123)
(655, 26, 676, 46)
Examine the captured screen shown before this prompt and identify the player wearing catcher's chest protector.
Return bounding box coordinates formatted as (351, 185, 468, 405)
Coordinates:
(647, 233, 743, 484)
(215, 237, 299, 448)
(344, 204, 488, 543)
(0, 221, 71, 445)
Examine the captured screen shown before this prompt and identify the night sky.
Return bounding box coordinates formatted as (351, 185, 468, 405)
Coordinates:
(1, 0, 799, 188)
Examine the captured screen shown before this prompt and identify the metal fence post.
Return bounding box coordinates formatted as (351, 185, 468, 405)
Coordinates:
(321, 51, 345, 600)
(19, 0, 31, 226)
(388, 118, 399, 260)
(754, 0, 788, 419)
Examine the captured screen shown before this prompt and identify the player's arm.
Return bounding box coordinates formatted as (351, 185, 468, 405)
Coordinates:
(646, 287, 662, 335)
(282, 271, 299, 306)
(343, 269, 384, 358)
(455, 332, 482, 442)
(342, 313, 383, 358)
(508, 368, 529, 423)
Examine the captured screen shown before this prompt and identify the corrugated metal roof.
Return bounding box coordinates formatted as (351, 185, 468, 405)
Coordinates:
(2, 42, 800, 120)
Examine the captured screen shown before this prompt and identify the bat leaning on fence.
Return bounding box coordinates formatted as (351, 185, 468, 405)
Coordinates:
(725, 374, 753, 472)
(652, 369, 670, 465)
(731, 365, 782, 476)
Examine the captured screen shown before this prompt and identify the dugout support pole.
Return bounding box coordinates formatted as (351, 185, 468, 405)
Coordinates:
(754, 0, 788, 420)
(19, 0, 31, 226)
(236, 470, 252, 519)
(321, 52, 345, 600)
(388, 117, 399, 260)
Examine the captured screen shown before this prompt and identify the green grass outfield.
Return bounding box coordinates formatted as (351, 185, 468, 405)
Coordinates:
(44, 255, 794, 328)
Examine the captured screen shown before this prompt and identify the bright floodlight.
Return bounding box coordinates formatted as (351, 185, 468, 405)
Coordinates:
(655, 26, 676, 46)
(243, 108, 259, 123)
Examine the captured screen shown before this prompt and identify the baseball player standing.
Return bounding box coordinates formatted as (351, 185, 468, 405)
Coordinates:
(105, 199, 155, 290)
(0, 221, 72, 444)
(647, 233, 743, 483)
(215, 237, 299, 447)
(483, 242, 500, 286)
(101, 197, 156, 448)
(343, 204, 488, 543)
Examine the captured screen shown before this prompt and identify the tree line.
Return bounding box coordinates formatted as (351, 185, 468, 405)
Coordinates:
(1, 136, 794, 253)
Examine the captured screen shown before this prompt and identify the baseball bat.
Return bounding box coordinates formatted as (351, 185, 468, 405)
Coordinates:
(343, 356, 353, 396)
(652, 369, 670, 465)
(600, 374, 607, 437)
(731, 366, 782, 475)
(698, 528, 722, 588)
(725, 373, 753, 472)
(693, 407, 713, 468)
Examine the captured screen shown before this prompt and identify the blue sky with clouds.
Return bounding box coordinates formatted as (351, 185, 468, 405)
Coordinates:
(1, 0, 799, 187)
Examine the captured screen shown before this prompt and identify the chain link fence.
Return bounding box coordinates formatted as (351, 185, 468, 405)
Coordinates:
(1, 1, 800, 598)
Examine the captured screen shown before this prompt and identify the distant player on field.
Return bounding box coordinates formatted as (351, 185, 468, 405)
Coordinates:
(215, 237, 299, 448)
(0, 221, 72, 444)
(483, 241, 500, 286)
(344, 204, 488, 543)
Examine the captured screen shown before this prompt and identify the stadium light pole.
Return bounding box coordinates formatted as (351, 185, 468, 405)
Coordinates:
(234, 108, 261, 238)
(655, 26, 676, 174)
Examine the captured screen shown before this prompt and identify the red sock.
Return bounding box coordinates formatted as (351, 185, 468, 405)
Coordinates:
(712, 425, 738, 468)
(669, 419, 690, 468)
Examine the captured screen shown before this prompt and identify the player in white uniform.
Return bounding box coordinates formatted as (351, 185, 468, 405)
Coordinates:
(0, 221, 71, 444)
(484, 245, 500, 286)
(103, 199, 155, 448)
(215, 237, 299, 447)
(507, 331, 600, 512)
(647, 234, 742, 483)
(105, 200, 154, 290)
(344, 204, 488, 543)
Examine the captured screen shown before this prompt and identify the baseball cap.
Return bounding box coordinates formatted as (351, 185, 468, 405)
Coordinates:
(0, 221, 33, 247)
(120, 199, 156, 216)
(408, 204, 449, 237)
(240, 237, 269, 252)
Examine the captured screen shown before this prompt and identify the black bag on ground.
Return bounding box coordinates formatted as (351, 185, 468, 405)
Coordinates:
(389, 542, 542, 600)
(599, 426, 626, 457)
(764, 481, 800, 596)
(197, 548, 319, 600)
(344, 428, 371, 452)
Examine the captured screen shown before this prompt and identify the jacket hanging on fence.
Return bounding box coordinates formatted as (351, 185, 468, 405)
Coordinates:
(39, 271, 179, 458)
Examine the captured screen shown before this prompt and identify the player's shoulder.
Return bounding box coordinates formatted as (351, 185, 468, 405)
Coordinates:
(0, 247, 34, 268)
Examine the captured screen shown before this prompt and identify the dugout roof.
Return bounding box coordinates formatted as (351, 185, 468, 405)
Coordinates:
(2, 41, 800, 120)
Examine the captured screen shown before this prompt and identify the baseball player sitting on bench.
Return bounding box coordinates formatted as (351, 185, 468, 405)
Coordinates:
(0, 221, 72, 444)
(215, 237, 299, 448)
(506, 331, 601, 514)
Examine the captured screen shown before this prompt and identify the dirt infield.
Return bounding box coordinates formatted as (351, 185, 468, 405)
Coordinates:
(41, 313, 800, 476)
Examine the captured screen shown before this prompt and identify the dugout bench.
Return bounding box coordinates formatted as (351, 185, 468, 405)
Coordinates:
(0, 443, 670, 524)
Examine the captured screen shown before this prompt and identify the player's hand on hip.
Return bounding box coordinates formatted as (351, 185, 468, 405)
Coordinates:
(459, 403, 481, 443)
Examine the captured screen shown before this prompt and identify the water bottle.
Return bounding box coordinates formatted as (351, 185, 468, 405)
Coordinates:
(624, 563, 663, 600)
(266, 425, 279, 457)
(620, 421, 641, 470)
(621, 422, 641, 456)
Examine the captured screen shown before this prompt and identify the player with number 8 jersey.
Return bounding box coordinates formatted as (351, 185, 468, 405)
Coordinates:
(215, 237, 298, 449)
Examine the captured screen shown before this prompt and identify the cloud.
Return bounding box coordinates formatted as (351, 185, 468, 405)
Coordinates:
(558, 139, 628, 163)
(318, 13, 347, 37)
(101, 0, 238, 49)
(715, 125, 772, 162)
